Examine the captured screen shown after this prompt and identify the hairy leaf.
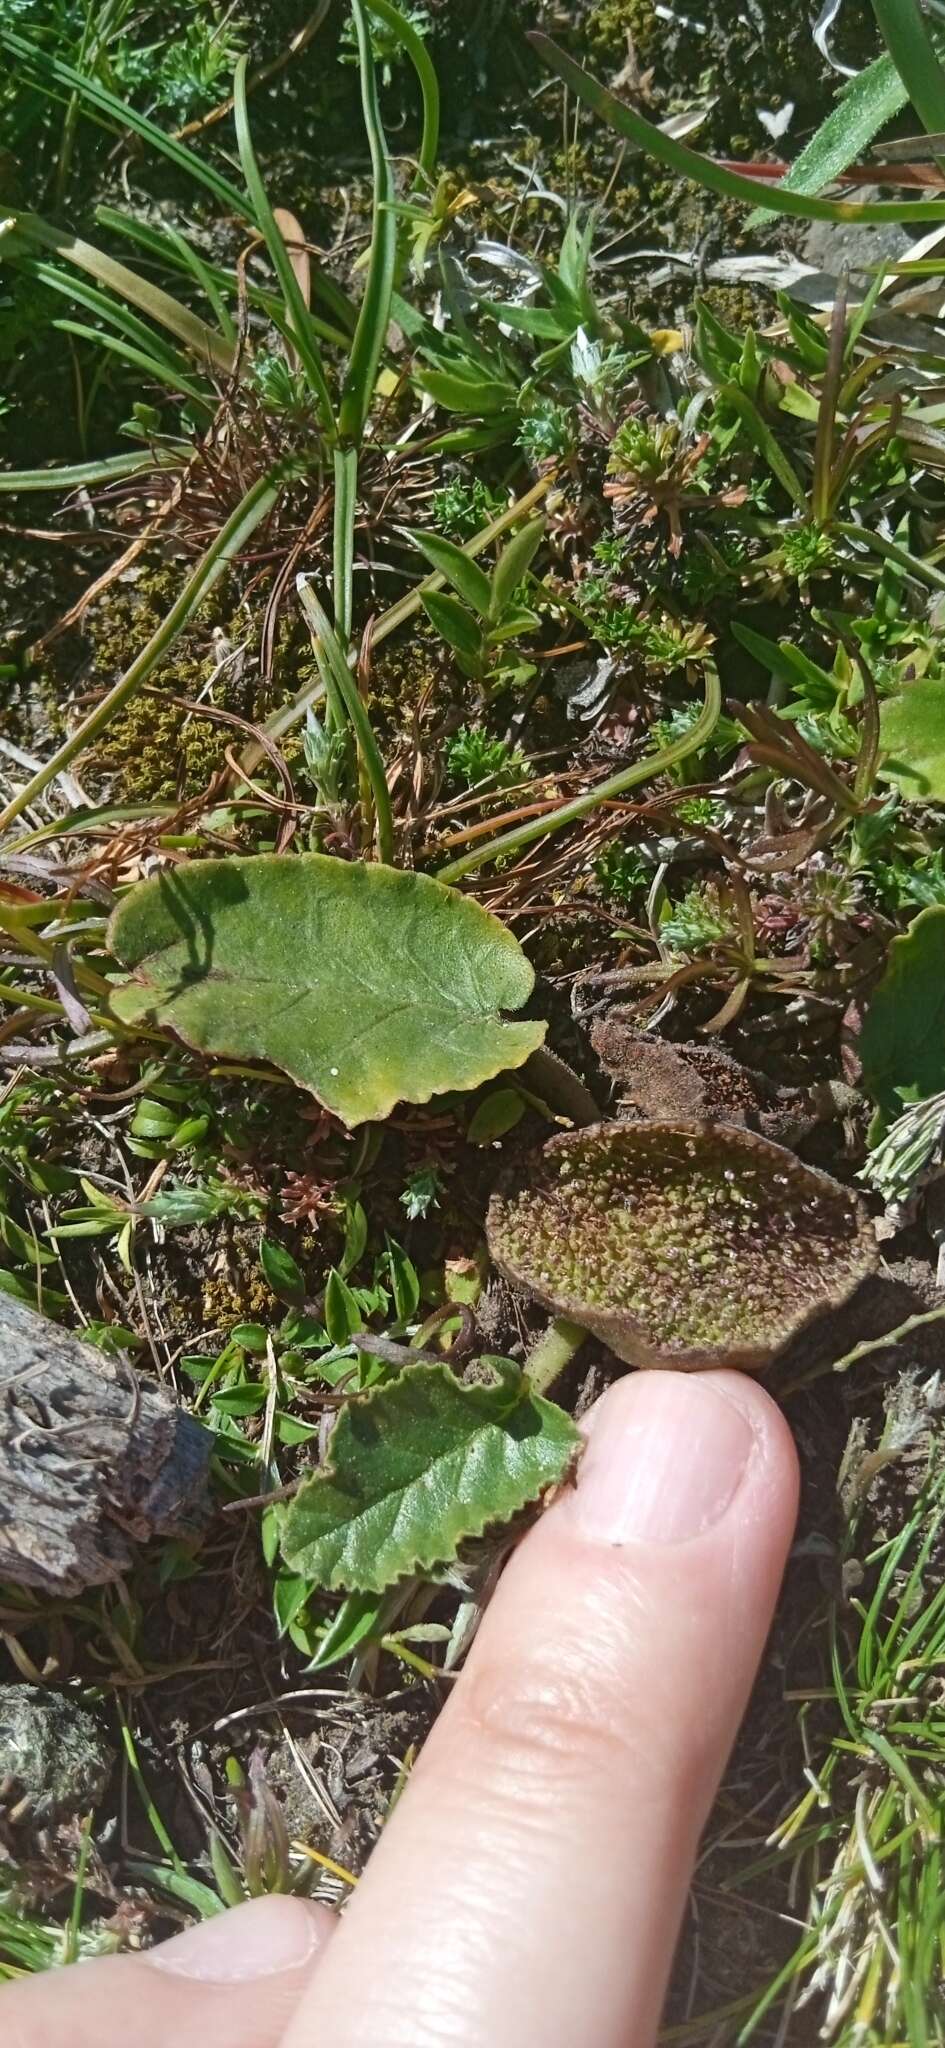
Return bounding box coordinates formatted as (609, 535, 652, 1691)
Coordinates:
(108, 855, 545, 1127)
(879, 682, 945, 799)
(488, 1122, 875, 1372)
(774, 55, 907, 200)
(860, 905, 945, 1121)
(281, 1359, 580, 1592)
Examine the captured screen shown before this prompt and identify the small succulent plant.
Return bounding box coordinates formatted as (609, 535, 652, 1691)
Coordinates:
(487, 1121, 876, 1373)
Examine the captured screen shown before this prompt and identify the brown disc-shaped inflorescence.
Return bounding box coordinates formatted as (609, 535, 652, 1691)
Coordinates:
(486, 1121, 877, 1372)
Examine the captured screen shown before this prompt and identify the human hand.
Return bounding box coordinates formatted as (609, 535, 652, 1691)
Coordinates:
(4, 1369, 798, 2048)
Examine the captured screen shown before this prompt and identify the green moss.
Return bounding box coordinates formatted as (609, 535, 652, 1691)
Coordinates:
(488, 1122, 876, 1366)
(75, 564, 277, 805)
(586, 0, 658, 63)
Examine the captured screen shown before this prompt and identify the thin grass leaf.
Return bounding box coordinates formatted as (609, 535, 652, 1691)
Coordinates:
(331, 444, 359, 647)
(0, 25, 247, 215)
(296, 579, 395, 864)
(51, 321, 213, 409)
(16, 255, 197, 375)
(233, 56, 334, 432)
(437, 661, 722, 881)
(337, 0, 398, 445)
(365, 0, 439, 187)
(95, 204, 355, 346)
(5, 214, 235, 376)
(761, 54, 907, 212)
(0, 450, 183, 494)
(528, 32, 945, 224)
(871, 0, 945, 136)
(0, 468, 286, 834)
(719, 384, 807, 509)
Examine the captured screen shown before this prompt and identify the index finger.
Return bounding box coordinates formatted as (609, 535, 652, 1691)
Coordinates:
(278, 1369, 799, 2048)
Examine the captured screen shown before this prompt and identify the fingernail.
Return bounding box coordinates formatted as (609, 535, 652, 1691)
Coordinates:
(574, 1373, 755, 1547)
(144, 1895, 325, 1982)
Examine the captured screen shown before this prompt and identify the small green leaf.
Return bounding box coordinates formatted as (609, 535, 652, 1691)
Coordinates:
(407, 528, 492, 613)
(879, 681, 945, 800)
(306, 1588, 389, 1671)
(385, 1238, 420, 1323)
(324, 1267, 363, 1347)
(478, 300, 569, 339)
(260, 1237, 305, 1306)
(231, 1322, 269, 1354)
(415, 366, 517, 414)
(490, 518, 544, 621)
(467, 1087, 526, 1144)
(339, 1198, 368, 1277)
(108, 855, 545, 1128)
(860, 906, 945, 1122)
(281, 1359, 580, 1592)
(421, 588, 484, 663)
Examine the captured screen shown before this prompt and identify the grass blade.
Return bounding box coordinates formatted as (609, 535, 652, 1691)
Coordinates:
(337, 0, 397, 444)
(0, 468, 286, 834)
(871, 0, 945, 136)
(6, 214, 236, 376)
(436, 662, 722, 882)
(233, 56, 334, 432)
(365, 0, 439, 187)
(0, 25, 247, 215)
(297, 577, 395, 864)
(528, 32, 945, 224)
(52, 319, 213, 410)
(0, 450, 184, 493)
(778, 54, 908, 196)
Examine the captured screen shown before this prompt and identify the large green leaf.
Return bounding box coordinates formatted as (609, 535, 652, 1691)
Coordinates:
(879, 682, 945, 799)
(108, 855, 545, 1127)
(280, 1359, 580, 1592)
(860, 906, 945, 1121)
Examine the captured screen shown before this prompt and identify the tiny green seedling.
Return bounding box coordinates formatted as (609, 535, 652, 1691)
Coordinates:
(407, 518, 545, 689)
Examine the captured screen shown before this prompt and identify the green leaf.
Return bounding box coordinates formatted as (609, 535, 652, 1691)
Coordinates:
(415, 366, 517, 414)
(280, 1359, 580, 1592)
(879, 681, 945, 799)
(467, 1087, 526, 1144)
(407, 529, 492, 614)
(233, 58, 333, 430)
(324, 1267, 363, 1346)
(860, 906, 945, 1122)
(260, 1237, 306, 1307)
(385, 1238, 420, 1323)
(478, 300, 571, 340)
(306, 1588, 389, 1670)
(528, 32, 945, 226)
(775, 54, 907, 200)
(719, 384, 806, 509)
(108, 854, 545, 1128)
(490, 519, 545, 620)
(732, 623, 838, 706)
(337, 0, 397, 444)
(420, 589, 485, 664)
(871, 0, 945, 137)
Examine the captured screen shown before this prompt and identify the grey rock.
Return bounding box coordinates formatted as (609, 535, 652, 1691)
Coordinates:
(0, 1684, 115, 1825)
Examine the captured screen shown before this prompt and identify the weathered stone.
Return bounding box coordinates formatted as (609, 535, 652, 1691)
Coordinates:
(0, 1295, 211, 1595)
(0, 1684, 115, 1825)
